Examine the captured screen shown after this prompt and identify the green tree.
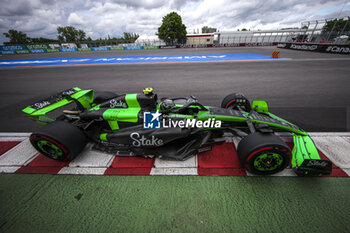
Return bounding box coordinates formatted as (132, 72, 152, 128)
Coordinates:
(122, 32, 139, 43)
(241, 28, 248, 31)
(322, 18, 350, 33)
(158, 12, 187, 45)
(3, 29, 30, 44)
(57, 26, 86, 42)
(30, 37, 59, 43)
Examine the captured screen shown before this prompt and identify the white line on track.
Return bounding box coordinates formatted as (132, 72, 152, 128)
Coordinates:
(58, 167, 107, 175)
(313, 136, 350, 168)
(0, 139, 38, 166)
(154, 156, 197, 168)
(150, 168, 198, 175)
(68, 144, 114, 168)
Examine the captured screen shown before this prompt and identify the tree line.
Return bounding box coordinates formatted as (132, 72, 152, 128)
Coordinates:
(3, 12, 188, 46)
(2, 26, 139, 45)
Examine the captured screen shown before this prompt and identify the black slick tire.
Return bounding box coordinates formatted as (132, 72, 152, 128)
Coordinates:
(30, 121, 87, 161)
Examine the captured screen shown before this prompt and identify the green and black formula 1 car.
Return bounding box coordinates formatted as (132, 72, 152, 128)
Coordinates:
(22, 87, 332, 176)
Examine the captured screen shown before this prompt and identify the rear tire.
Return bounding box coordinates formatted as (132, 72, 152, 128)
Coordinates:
(221, 93, 251, 112)
(237, 132, 291, 175)
(30, 121, 87, 161)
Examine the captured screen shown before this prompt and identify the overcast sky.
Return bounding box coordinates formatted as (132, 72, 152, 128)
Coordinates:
(0, 0, 349, 43)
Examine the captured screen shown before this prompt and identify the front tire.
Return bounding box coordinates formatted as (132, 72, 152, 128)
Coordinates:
(30, 121, 87, 161)
(237, 132, 291, 175)
(221, 93, 251, 112)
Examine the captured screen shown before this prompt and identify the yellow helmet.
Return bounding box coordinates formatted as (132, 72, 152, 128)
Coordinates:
(143, 87, 153, 95)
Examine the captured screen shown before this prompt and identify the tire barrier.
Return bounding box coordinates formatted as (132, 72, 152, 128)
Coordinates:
(277, 42, 350, 54)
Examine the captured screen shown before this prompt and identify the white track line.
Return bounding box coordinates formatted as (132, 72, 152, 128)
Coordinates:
(342, 169, 350, 176)
(312, 136, 350, 168)
(154, 156, 197, 168)
(0, 166, 21, 173)
(150, 167, 198, 175)
(68, 144, 114, 168)
(58, 167, 107, 175)
(0, 139, 38, 166)
(0, 133, 31, 141)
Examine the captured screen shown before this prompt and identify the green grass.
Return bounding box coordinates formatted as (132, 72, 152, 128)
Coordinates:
(0, 174, 349, 233)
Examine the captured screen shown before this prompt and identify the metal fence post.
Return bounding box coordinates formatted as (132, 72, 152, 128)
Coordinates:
(301, 21, 310, 41)
(326, 18, 338, 42)
(268, 32, 272, 42)
(340, 16, 349, 36)
(310, 20, 318, 42)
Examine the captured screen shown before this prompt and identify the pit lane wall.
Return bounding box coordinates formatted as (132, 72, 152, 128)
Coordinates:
(277, 42, 350, 54)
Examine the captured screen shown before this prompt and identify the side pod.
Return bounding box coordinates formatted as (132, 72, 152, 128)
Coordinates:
(291, 134, 332, 176)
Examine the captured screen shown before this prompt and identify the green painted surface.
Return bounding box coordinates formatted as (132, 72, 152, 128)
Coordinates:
(107, 120, 119, 130)
(109, 46, 124, 50)
(15, 50, 29, 54)
(292, 135, 321, 167)
(77, 48, 92, 51)
(46, 49, 60, 53)
(36, 140, 64, 158)
(100, 133, 108, 142)
(22, 88, 94, 123)
(25, 44, 50, 50)
(0, 174, 349, 233)
(253, 152, 283, 171)
(251, 100, 269, 113)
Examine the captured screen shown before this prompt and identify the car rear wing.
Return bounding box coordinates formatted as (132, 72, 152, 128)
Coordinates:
(291, 134, 332, 176)
(22, 87, 94, 125)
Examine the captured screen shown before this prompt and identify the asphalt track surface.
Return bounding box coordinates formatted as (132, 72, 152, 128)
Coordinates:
(0, 46, 349, 132)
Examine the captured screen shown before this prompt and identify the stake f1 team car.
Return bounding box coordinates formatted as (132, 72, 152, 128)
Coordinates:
(22, 87, 332, 176)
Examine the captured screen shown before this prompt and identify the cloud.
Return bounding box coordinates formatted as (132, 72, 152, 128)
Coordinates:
(68, 13, 85, 25)
(0, 0, 349, 44)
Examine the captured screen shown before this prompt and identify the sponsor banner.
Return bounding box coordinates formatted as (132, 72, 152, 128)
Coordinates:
(279, 43, 350, 54)
(29, 49, 46, 53)
(325, 45, 350, 54)
(290, 44, 318, 51)
(60, 48, 77, 52)
(26, 44, 49, 50)
(143, 46, 160, 49)
(125, 46, 143, 50)
(109, 46, 124, 50)
(46, 49, 60, 53)
(277, 43, 289, 48)
(49, 44, 61, 49)
(15, 50, 30, 54)
(78, 48, 92, 51)
(177, 42, 277, 49)
(1, 51, 16, 55)
(0, 45, 26, 51)
(92, 47, 109, 51)
(160, 45, 177, 49)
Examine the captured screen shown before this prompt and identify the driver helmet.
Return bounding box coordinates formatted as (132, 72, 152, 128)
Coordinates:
(160, 99, 175, 111)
